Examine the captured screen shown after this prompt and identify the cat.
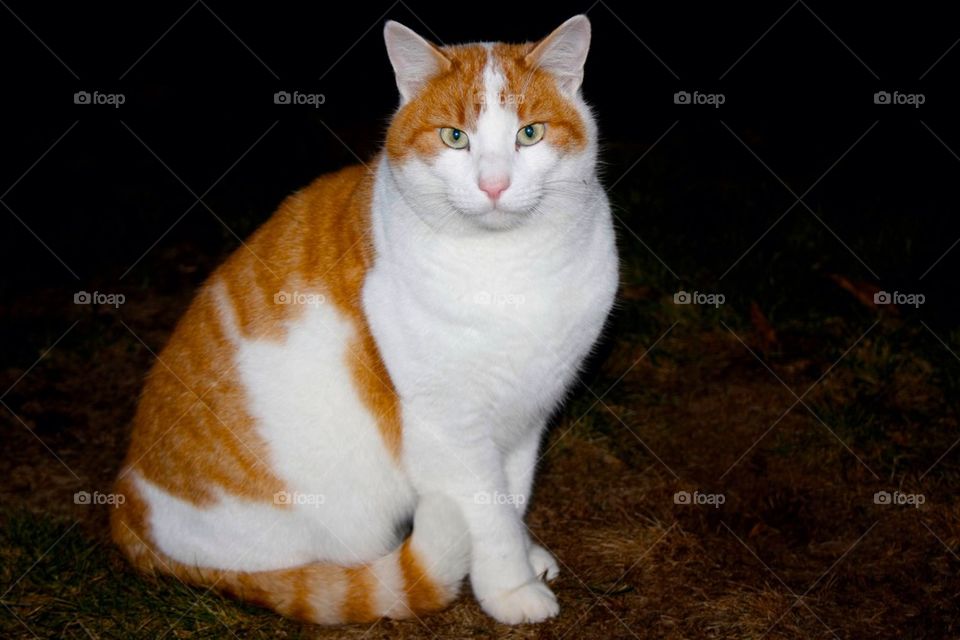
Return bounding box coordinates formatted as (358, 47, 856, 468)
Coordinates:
(111, 14, 618, 625)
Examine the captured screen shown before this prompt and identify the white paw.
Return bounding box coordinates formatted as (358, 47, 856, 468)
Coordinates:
(528, 544, 560, 581)
(480, 579, 559, 624)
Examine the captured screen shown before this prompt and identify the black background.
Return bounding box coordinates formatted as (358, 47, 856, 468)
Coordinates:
(1, 0, 958, 319)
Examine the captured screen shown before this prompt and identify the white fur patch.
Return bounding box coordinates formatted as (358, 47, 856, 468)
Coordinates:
(140, 281, 416, 572)
(134, 470, 315, 572)
(235, 288, 416, 565)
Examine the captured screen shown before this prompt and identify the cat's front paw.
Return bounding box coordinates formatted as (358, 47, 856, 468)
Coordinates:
(479, 579, 559, 624)
(528, 543, 560, 581)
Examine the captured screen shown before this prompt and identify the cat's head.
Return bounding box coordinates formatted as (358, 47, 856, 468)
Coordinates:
(383, 16, 597, 231)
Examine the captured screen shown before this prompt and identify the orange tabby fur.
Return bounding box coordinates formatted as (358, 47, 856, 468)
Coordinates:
(112, 38, 581, 625)
(112, 165, 426, 622)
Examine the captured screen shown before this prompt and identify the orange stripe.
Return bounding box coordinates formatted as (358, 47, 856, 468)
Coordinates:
(286, 567, 315, 622)
(341, 566, 376, 622)
(399, 539, 443, 613)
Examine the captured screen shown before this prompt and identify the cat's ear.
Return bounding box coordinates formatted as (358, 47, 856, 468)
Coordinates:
(525, 15, 591, 96)
(384, 21, 451, 104)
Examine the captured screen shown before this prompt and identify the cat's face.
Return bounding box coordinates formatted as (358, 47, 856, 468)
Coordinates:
(384, 17, 595, 231)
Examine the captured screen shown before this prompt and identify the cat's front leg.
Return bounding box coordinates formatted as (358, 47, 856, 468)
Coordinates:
(504, 424, 560, 582)
(403, 416, 559, 624)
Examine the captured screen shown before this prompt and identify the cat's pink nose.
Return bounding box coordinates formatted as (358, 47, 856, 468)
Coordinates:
(479, 176, 510, 200)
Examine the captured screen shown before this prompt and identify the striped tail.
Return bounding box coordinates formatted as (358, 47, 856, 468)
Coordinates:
(112, 492, 470, 624)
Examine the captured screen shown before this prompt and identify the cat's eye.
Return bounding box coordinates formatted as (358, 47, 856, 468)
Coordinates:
(517, 123, 546, 146)
(439, 127, 469, 149)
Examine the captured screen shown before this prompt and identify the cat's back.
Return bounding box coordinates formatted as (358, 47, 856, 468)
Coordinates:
(179, 161, 376, 339)
(123, 159, 388, 466)
(229, 161, 374, 278)
(113, 159, 413, 572)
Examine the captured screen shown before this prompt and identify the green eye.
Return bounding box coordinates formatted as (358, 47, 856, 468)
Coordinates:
(517, 123, 545, 146)
(440, 127, 469, 149)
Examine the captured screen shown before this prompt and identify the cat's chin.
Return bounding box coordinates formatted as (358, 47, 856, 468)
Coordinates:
(464, 208, 532, 231)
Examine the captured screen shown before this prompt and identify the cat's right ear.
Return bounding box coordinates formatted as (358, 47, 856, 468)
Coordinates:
(384, 21, 451, 104)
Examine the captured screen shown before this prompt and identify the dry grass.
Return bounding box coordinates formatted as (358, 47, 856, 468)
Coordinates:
(0, 276, 960, 638)
(2, 246, 960, 638)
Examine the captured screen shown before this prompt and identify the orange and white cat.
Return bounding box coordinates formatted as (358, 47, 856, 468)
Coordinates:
(112, 15, 617, 625)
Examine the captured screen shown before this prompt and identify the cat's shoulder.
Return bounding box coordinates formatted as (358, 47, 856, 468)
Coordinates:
(286, 162, 375, 216)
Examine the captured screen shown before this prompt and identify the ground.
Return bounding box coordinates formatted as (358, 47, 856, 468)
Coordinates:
(2, 138, 960, 639)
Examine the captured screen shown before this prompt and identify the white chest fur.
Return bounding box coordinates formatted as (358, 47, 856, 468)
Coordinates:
(363, 157, 618, 449)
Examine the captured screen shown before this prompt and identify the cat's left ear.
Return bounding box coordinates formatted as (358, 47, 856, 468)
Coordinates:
(384, 21, 451, 104)
(525, 15, 591, 96)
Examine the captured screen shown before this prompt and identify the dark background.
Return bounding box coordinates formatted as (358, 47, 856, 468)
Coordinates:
(2, 1, 958, 319)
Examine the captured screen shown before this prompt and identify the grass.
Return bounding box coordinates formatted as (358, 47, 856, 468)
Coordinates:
(0, 511, 317, 638)
(3, 139, 960, 638)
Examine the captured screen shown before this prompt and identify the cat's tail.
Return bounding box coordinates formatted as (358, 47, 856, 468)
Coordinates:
(113, 492, 470, 624)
